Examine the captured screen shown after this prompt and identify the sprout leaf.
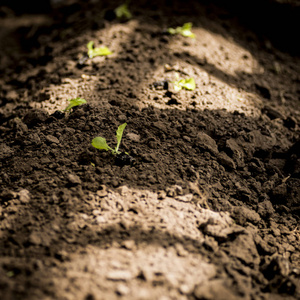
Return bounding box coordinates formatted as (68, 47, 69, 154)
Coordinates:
(179, 77, 196, 90)
(92, 123, 127, 156)
(115, 123, 127, 153)
(172, 77, 196, 91)
(168, 22, 195, 38)
(87, 41, 112, 58)
(115, 3, 132, 19)
(65, 98, 87, 111)
(92, 137, 113, 152)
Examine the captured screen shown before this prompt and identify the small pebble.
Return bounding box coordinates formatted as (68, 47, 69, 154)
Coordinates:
(126, 132, 141, 142)
(116, 284, 130, 296)
(29, 232, 41, 245)
(97, 185, 108, 197)
(92, 209, 101, 216)
(158, 190, 166, 200)
(106, 270, 133, 281)
(18, 189, 30, 204)
(175, 194, 193, 202)
(45, 135, 60, 144)
(121, 240, 135, 250)
(117, 185, 129, 196)
(179, 284, 192, 294)
(111, 179, 119, 188)
(95, 215, 106, 224)
(67, 174, 81, 185)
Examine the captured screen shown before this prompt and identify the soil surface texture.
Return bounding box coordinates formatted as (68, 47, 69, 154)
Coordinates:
(0, 1, 300, 300)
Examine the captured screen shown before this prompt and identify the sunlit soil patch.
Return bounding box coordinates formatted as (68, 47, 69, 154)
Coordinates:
(28, 21, 265, 117)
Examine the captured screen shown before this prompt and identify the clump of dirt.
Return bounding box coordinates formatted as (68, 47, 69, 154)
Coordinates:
(0, 1, 300, 300)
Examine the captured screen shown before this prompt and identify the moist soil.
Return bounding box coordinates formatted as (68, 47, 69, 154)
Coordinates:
(0, 1, 300, 299)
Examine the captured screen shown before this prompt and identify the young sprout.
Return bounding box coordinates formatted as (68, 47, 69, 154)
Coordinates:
(87, 41, 112, 58)
(65, 98, 87, 111)
(115, 3, 132, 20)
(168, 22, 195, 38)
(92, 123, 127, 155)
(172, 74, 196, 92)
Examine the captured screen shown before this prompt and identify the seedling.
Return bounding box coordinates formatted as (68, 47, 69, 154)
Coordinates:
(6, 271, 14, 278)
(87, 41, 112, 58)
(64, 98, 87, 111)
(172, 74, 196, 92)
(115, 3, 132, 20)
(92, 123, 127, 155)
(168, 22, 195, 38)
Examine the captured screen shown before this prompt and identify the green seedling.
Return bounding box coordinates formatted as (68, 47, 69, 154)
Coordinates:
(168, 22, 195, 38)
(115, 3, 132, 20)
(172, 75, 196, 92)
(87, 41, 112, 58)
(92, 123, 127, 155)
(6, 271, 14, 278)
(64, 98, 87, 111)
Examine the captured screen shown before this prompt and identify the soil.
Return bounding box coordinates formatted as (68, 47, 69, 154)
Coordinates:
(0, 1, 300, 299)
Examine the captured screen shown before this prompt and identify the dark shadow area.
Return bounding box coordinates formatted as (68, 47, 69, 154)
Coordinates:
(209, 0, 300, 55)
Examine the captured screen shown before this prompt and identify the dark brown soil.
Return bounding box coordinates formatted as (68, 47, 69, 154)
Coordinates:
(0, 1, 300, 299)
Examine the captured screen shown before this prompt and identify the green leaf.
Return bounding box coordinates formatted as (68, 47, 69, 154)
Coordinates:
(115, 123, 127, 153)
(91, 46, 112, 57)
(87, 41, 112, 58)
(7, 271, 14, 278)
(65, 98, 87, 111)
(172, 77, 196, 91)
(167, 22, 195, 38)
(92, 137, 113, 152)
(173, 82, 183, 92)
(87, 41, 94, 52)
(92, 123, 127, 156)
(168, 28, 176, 35)
(179, 77, 196, 90)
(115, 3, 132, 19)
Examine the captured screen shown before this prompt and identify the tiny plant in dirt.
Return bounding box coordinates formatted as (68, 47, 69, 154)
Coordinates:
(92, 123, 127, 155)
(92, 123, 134, 166)
(114, 2, 132, 20)
(172, 74, 196, 92)
(6, 271, 14, 278)
(168, 22, 195, 38)
(64, 98, 87, 112)
(87, 41, 112, 58)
